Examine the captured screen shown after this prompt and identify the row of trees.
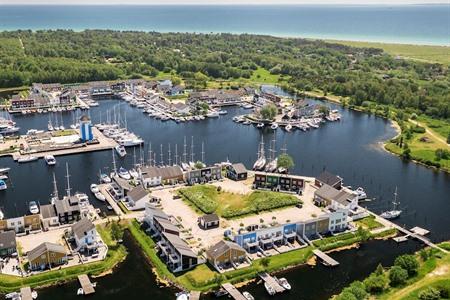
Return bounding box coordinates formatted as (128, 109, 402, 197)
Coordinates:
(0, 30, 448, 119)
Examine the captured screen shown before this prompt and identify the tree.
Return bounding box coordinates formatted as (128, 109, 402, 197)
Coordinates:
(357, 227, 370, 242)
(110, 221, 123, 241)
(336, 291, 357, 300)
(394, 254, 419, 276)
(418, 287, 441, 300)
(342, 281, 368, 300)
(277, 153, 295, 171)
(375, 263, 384, 275)
(388, 266, 408, 286)
(259, 104, 278, 120)
(363, 274, 388, 294)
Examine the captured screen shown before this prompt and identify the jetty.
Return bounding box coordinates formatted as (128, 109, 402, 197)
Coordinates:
(190, 291, 201, 300)
(313, 249, 340, 267)
(78, 274, 96, 295)
(20, 287, 33, 300)
(221, 283, 246, 300)
(99, 184, 124, 216)
(259, 272, 285, 294)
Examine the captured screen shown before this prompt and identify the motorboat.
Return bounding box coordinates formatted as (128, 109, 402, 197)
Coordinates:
(75, 193, 89, 205)
(27, 129, 44, 135)
(218, 110, 228, 115)
(129, 169, 139, 179)
(242, 120, 251, 125)
(206, 111, 220, 118)
(118, 167, 131, 180)
(284, 124, 292, 132)
(0, 179, 7, 191)
(265, 158, 278, 173)
(90, 184, 99, 193)
(277, 277, 291, 290)
(243, 291, 255, 300)
(0, 208, 4, 220)
(256, 123, 264, 128)
(115, 145, 127, 157)
(5, 292, 20, 299)
(29, 201, 39, 214)
(270, 122, 278, 130)
(175, 291, 190, 300)
(100, 173, 111, 183)
(31, 290, 38, 299)
(264, 282, 276, 296)
(243, 103, 253, 109)
(17, 156, 38, 163)
(95, 192, 106, 202)
(353, 187, 367, 200)
(380, 187, 402, 220)
(44, 155, 56, 166)
(77, 288, 84, 295)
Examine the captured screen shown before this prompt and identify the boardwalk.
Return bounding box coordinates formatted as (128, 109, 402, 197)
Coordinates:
(221, 283, 246, 300)
(190, 291, 201, 300)
(78, 274, 95, 295)
(20, 287, 32, 300)
(362, 207, 449, 254)
(259, 272, 285, 293)
(313, 249, 340, 266)
(99, 184, 124, 216)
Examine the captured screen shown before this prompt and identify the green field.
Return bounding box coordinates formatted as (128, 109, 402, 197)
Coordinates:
(326, 39, 450, 65)
(178, 185, 300, 218)
(355, 215, 384, 230)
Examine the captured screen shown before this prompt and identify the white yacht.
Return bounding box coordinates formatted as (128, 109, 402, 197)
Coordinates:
(353, 187, 367, 200)
(0, 179, 7, 191)
(94, 192, 106, 202)
(129, 169, 139, 179)
(206, 111, 220, 118)
(218, 110, 228, 115)
(284, 124, 292, 132)
(100, 173, 112, 184)
(115, 145, 127, 157)
(44, 155, 56, 166)
(270, 122, 279, 130)
(242, 292, 254, 300)
(264, 282, 275, 296)
(0, 208, 4, 220)
(29, 201, 39, 214)
(277, 277, 291, 290)
(90, 184, 99, 193)
(17, 156, 38, 163)
(380, 187, 402, 220)
(256, 123, 264, 128)
(118, 167, 131, 180)
(118, 136, 144, 147)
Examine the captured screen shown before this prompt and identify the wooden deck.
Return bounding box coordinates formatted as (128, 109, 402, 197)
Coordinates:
(259, 272, 285, 294)
(221, 283, 246, 300)
(78, 274, 95, 295)
(99, 184, 124, 216)
(20, 287, 33, 300)
(190, 291, 201, 300)
(313, 249, 340, 266)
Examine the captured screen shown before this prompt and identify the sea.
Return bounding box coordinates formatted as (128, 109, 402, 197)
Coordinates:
(0, 4, 449, 45)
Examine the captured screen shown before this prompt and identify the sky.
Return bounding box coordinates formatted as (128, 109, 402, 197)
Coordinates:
(0, 0, 446, 4)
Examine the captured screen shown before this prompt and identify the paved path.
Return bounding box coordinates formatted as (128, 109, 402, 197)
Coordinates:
(409, 119, 449, 147)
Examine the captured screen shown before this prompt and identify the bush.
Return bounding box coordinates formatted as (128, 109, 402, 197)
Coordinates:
(342, 281, 368, 300)
(418, 287, 441, 300)
(388, 266, 408, 286)
(336, 291, 358, 300)
(394, 254, 419, 277)
(364, 274, 388, 294)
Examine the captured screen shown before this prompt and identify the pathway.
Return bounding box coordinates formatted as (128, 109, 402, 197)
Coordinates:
(409, 119, 449, 147)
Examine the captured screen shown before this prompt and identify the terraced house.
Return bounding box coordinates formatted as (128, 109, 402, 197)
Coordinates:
(27, 242, 67, 271)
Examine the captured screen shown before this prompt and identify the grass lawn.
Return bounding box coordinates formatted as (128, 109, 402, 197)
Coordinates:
(0, 223, 127, 293)
(326, 39, 450, 65)
(178, 185, 299, 219)
(416, 116, 450, 142)
(248, 67, 286, 85)
(355, 215, 384, 230)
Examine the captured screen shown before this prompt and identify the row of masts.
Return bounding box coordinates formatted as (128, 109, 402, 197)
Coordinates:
(253, 136, 287, 172)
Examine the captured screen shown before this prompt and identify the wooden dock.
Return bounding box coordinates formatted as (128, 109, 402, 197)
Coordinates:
(190, 291, 201, 300)
(78, 274, 95, 295)
(99, 184, 124, 216)
(393, 235, 409, 243)
(313, 249, 340, 267)
(20, 287, 33, 300)
(221, 283, 246, 300)
(259, 272, 285, 294)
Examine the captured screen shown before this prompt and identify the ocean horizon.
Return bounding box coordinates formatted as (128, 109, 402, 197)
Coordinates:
(0, 4, 449, 45)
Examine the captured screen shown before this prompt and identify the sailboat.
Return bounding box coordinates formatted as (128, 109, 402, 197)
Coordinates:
(264, 138, 277, 172)
(48, 115, 54, 131)
(253, 136, 266, 170)
(380, 187, 402, 219)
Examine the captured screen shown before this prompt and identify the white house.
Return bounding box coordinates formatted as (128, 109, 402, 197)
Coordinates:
(327, 208, 350, 232)
(71, 218, 99, 253)
(125, 186, 152, 211)
(314, 184, 358, 211)
(140, 167, 162, 188)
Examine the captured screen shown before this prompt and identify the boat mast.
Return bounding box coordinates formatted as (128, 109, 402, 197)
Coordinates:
(148, 143, 152, 167)
(112, 149, 117, 174)
(201, 142, 205, 163)
(133, 147, 137, 167)
(160, 144, 164, 166)
(393, 187, 399, 210)
(190, 136, 194, 163)
(65, 163, 71, 197)
(168, 144, 172, 166)
(183, 136, 187, 164)
(52, 172, 59, 200)
(175, 144, 179, 166)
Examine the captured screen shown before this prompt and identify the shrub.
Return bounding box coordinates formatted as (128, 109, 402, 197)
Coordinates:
(336, 291, 358, 300)
(394, 254, 419, 276)
(364, 274, 388, 294)
(418, 287, 441, 300)
(341, 281, 368, 300)
(388, 266, 408, 286)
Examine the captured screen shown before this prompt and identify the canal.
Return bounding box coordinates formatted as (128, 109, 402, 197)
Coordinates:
(0, 98, 448, 299)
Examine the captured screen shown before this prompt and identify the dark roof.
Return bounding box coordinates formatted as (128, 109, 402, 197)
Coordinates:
(206, 240, 245, 260)
(200, 214, 219, 224)
(231, 163, 247, 174)
(54, 196, 80, 215)
(71, 218, 95, 240)
(316, 171, 342, 186)
(141, 166, 183, 180)
(28, 242, 66, 262)
(79, 115, 90, 122)
(162, 232, 196, 258)
(40, 204, 57, 219)
(113, 176, 133, 191)
(154, 216, 180, 233)
(128, 186, 149, 201)
(0, 231, 16, 250)
(315, 184, 355, 206)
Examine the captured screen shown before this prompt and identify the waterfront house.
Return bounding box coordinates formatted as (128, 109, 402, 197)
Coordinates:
(185, 165, 222, 185)
(226, 163, 248, 181)
(5, 217, 25, 233)
(0, 231, 16, 257)
(0, 215, 40, 234)
(144, 203, 179, 236)
(157, 231, 198, 273)
(141, 166, 184, 188)
(260, 91, 282, 103)
(206, 240, 246, 271)
(40, 204, 60, 229)
(54, 196, 81, 224)
(315, 171, 343, 190)
(27, 242, 67, 271)
(71, 218, 99, 253)
(296, 216, 330, 240)
(314, 184, 358, 211)
(10, 95, 35, 110)
(23, 214, 41, 233)
(125, 186, 151, 211)
(198, 214, 219, 230)
(113, 176, 133, 197)
(59, 89, 75, 105)
(167, 85, 185, 96)
(172, 102, 190, 115)
(327, 207, 349, 233)
(253, 171, 304, 194)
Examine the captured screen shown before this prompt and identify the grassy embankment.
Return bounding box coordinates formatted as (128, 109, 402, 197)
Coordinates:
(326, 40, 450, 65)
(333, 242, 450, 300)
(0, 223, 127, 294)
(178, 185, 300, 219)
(128, 217, 396, 292)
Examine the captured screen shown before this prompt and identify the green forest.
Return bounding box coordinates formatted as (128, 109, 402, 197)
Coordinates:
(0, 30, 448, 119)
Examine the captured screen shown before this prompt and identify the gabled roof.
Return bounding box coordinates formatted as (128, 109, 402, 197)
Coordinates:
(206, 240, 245, 260)
(231, 163, 247, 174)
(28, 242, 66, 262)
(154, 216, 179, 234)
(128, 186, 149, 201)
(0, 231, 16, 250)
(54, 197, 80, 215)
(113, 176, 133, 191)
(162, 232, 196, 258)
(200, 214, 219, 224)
(316, 171, 342, 186)
(315, 184, 355, 206)
(40, 204, 57, 219)
(72, 218, 95, 240)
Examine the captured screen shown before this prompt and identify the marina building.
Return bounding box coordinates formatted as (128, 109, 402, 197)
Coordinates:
(185, 165, 222, 185)
(27, 242, 67, 271)
(124, 186, 152, 211)
(253, 172, 305, 194)
(206, 240, 246, 271)
(140, 165, 184, 188)
(54, 196, 81, 224)
(314, 184, 358, 211)
(71, 218, 99, 253)
(157, 231, 199, 273)
(0, 215, 41, 234)
(198, 214, 220, 230)
(0, 231, 17, 256)
(40, 204, 60, 229)
(314, 171, 343, 190)
(226, 163, 248, 181)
